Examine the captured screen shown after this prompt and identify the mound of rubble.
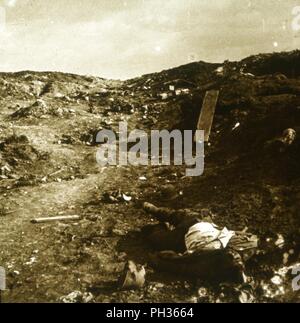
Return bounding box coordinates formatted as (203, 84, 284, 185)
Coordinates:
(10, 99, 77, 120)
(0, 134, 50, 181)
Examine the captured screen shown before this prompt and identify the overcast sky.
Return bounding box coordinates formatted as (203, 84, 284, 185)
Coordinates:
(0, 0, 299, 79)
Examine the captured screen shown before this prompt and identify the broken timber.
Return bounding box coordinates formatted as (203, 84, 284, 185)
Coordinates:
(195, 90, 219, 142)
(0, 266, 5, 303)
(31, 215, 81, 224)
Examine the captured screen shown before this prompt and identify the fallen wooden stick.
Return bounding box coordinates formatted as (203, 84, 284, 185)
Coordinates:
(49, 169, 64, 177)
(31, 215, 81, 224)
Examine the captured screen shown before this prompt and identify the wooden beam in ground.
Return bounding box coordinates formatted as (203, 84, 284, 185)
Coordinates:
(195, 90, 219, 142)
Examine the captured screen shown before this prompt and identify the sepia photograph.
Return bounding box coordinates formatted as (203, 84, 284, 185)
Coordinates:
(0, 0, 300, 306)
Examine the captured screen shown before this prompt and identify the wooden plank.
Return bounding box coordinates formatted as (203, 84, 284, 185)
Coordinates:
(0, 267, 5, 291)
(31, 215, 81, 224)
(195, 90, 219, 142)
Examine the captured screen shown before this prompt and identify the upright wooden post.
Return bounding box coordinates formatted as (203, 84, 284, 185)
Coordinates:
(0, 266, 5, 303)
(195, 90, 219, 142)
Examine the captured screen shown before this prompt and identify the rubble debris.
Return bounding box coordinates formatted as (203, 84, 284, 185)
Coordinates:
(122, 194, 132, 202)
(271, 275, 283, 286)
(11, 99, 48, 119)
(10, 270, 20, 277)
(159, 93, 169, 100)
(198, 287, 209, 299)
(10, 99, 76, 119)
(1, 165, 11, 176)
(0, 134, 49, 181)
(232, 122, 241, 131)
(102, 191, 132, 203)
(212, 282, 255, 303)
(119, 261, 146, 290)
(60, 291, 94, 303)
(175, 88, 191, 96)
(214, 66, 224, 77)
(275, 234, 285, 248)
(39, 81, 53, 97)
(25, 256, 37, 266)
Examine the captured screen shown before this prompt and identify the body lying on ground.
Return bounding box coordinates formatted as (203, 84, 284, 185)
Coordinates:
(142, 203, 258, 283)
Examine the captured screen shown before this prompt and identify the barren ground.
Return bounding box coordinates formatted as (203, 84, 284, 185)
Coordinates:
(1, 51, 300, 303)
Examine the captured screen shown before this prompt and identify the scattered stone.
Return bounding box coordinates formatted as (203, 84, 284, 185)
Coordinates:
(198, 287, 208, 298)
(102, 191, 133, 203)
(275, 234, 285, 248)
(271, 275, 283, 286)
(60, 291, 94, 303)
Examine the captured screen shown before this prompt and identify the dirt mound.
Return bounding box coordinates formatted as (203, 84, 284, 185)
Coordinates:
(126, 61, 220, 90)
(239, 50, 300, 78)
(0, 135, 49, 179)
(10, 99, 77, 120)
